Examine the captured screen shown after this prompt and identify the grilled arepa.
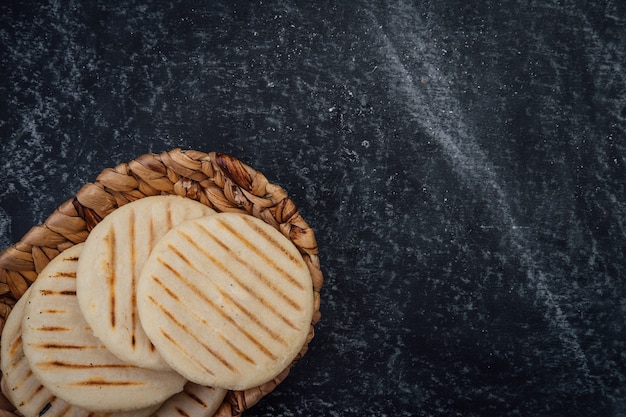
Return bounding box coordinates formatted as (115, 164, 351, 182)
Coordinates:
(136, 212, 314, 390)
(1, 285, 159, 417)
(21, 244, 186, 413)
(76, 195, 215, 370)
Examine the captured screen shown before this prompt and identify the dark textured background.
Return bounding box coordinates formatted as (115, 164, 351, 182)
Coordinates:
(1, 1, 626, 416)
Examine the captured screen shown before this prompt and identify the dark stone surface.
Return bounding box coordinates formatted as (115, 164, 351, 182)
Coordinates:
(1, 1, 626, 416)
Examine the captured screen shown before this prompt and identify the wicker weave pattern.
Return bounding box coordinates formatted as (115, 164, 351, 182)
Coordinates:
(0, 149, 323, 417)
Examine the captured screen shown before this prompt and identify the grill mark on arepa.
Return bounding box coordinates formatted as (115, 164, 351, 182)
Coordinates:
(130, 208, 138, 348)
(149, 216, 156, 248)
(9, 335, 21, 356)
(219, 216, 305, 290)
(51, 271, 77, 279)
(194, 223, 302, 323)
(167, 201, 175, 230)
(42, 309, 65, 314)
(240, 215, 303, 265)
(218, 333, 257, 365)
(160, 242, 287, 352)
(147, 293, 236, 371)
(174, 406, 191, 417)
(36, 326, 70, 332)
(148, 216, 159, 355)
(31, 384, 45, 397)
(185, 388, 208, 407)
(58, 403, 73, 416)
(37, 360, 137, 370)
(152, 275, 181, 302)
(28, 343, 98, 350)
(107, 227, 117, 329)
(159, 328, 215, 376)
(38, 290, 76, 296)
(72, 378, 145, 387)
(165, 242, 193, 268)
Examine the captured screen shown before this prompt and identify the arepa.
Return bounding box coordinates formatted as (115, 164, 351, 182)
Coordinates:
(21, 244, 186, 413)
(1, 285, 160, 417)
(137, 212, 314, 390)
(76, 195, 215, 370)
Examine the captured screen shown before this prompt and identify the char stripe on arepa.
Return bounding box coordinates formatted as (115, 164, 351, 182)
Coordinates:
(106, 225, 117, 329)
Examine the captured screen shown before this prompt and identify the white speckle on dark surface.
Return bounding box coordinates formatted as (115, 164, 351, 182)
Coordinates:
(0, 208, 11, 251)
(1, 1, 626, 416)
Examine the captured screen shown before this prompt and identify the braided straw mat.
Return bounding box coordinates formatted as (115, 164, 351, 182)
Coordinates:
(0, 149, 323, 417)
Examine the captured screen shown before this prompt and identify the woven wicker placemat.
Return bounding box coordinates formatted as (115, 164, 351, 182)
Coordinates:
(0, 149, 323, 417)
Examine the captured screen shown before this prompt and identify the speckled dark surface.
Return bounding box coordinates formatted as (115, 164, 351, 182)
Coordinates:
(1, 1, 626, 416)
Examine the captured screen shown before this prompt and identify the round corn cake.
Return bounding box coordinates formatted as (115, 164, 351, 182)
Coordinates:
(21, 244, 186, 413)
(76, 195, 215, 370)
(136, 212, 314, 390)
